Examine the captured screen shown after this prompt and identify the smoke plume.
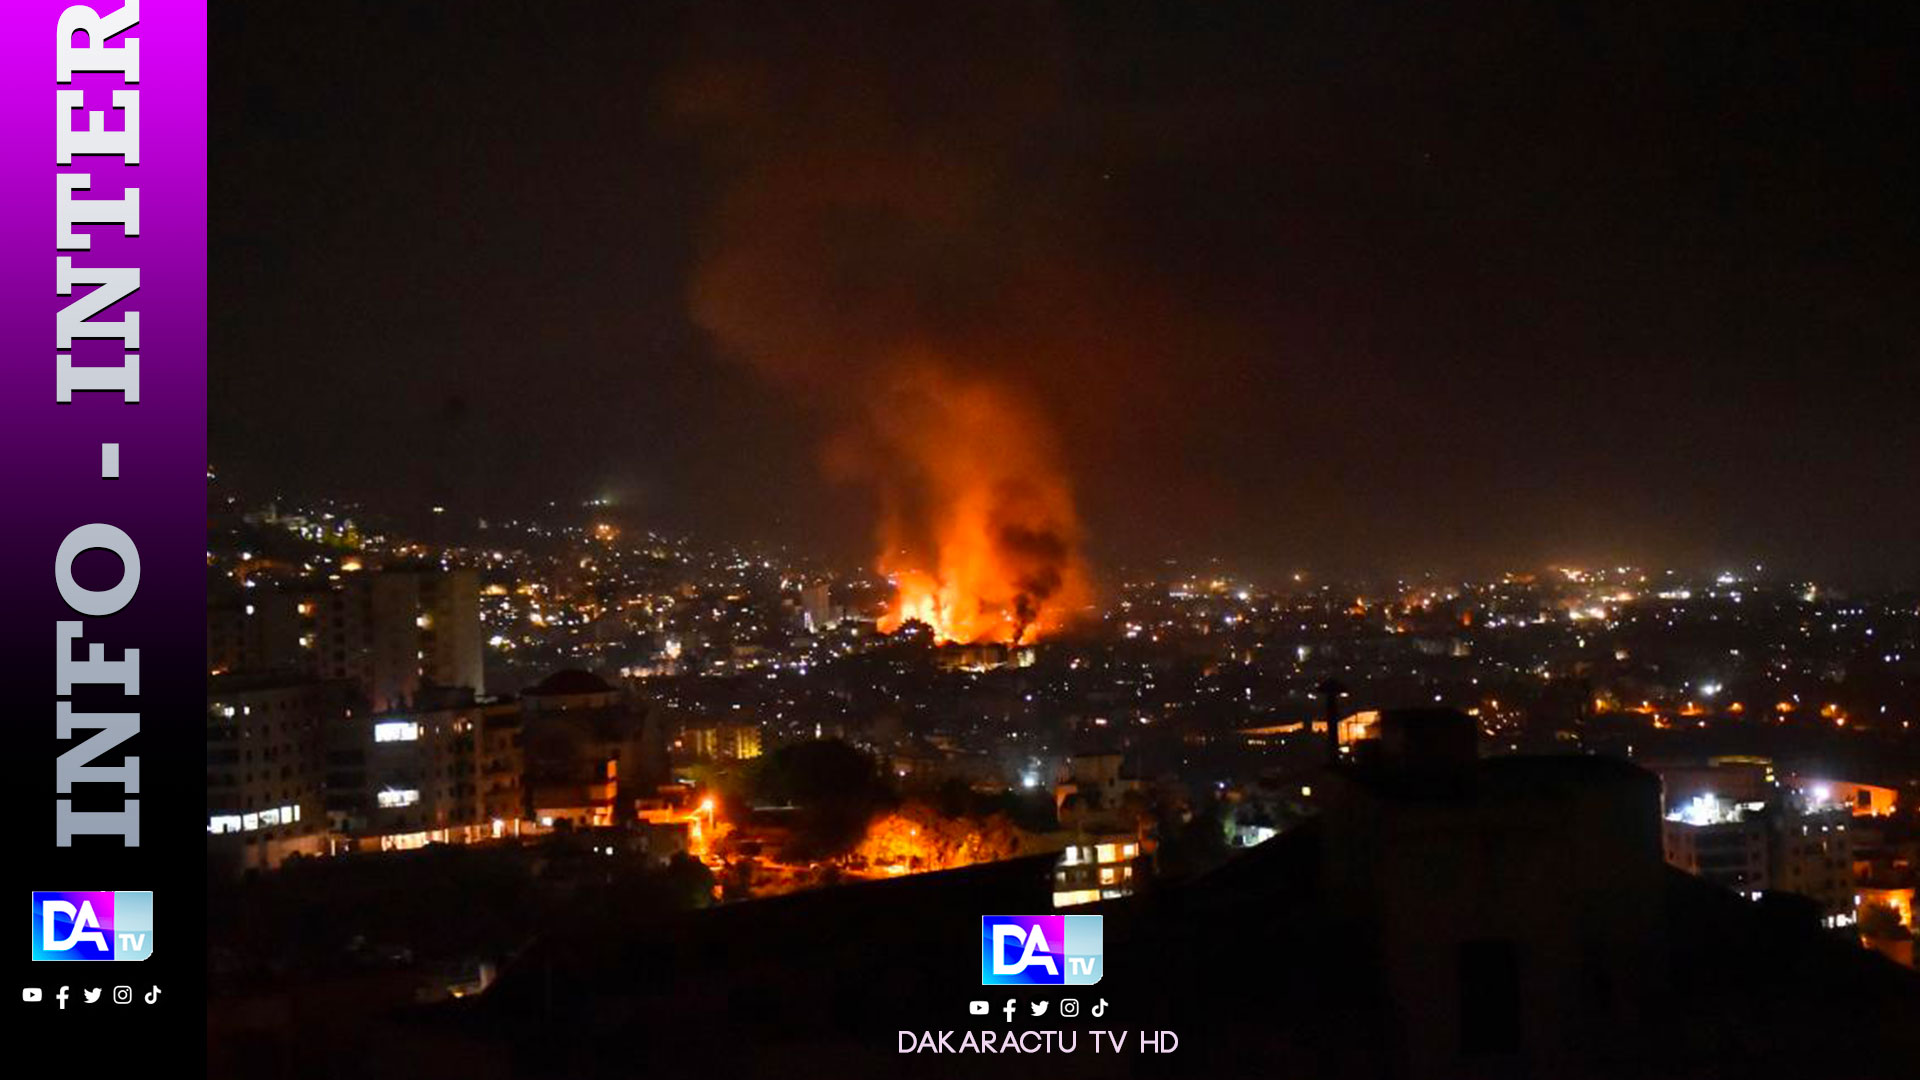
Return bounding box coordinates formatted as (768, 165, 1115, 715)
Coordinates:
(668, 2, 1097, 642)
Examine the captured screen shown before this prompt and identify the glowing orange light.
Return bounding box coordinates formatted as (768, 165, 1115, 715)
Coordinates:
(881, 567, 1081, 646)
(868, 370, 1093, 646)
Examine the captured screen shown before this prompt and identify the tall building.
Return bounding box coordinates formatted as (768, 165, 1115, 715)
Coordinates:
(1662, 788, 1863, 926)
(324, 686, 525, 852)
(207, 675, 359, 873)
(206, 588, 301, 676)
(798, 581, 839, 632)
(681, 720, 763, 762)
(1772, 809, 1858, 924)
(417, 568, 484, 701)
(520, 670, 662, 827)
(1317, 709, 1671, 1066)
(1662, 796, 1770, 898)
(294, 567, 483, 710)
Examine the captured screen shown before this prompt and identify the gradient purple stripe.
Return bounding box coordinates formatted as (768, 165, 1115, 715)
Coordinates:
(2, 0, 204, 1046)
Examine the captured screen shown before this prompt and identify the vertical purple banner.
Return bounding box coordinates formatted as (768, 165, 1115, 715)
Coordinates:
(1, 0, 205, 1052)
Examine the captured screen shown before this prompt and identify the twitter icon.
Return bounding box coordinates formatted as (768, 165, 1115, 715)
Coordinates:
(82, 988, 102, 1004)
(1029, 1001, 1048, 1017)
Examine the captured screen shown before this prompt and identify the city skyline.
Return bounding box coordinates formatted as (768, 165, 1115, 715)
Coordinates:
(207, 474, 1920, 599)
(203, 458, 1920, 1074)
(13, 1, 1920, 1075)
(213, 1, 1920, 587)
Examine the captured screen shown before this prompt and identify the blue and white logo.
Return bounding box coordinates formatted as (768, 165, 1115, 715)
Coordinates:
(981, 915, 1103, 985)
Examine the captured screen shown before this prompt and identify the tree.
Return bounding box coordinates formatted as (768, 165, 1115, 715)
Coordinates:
(749, 739, 895, 860)
(661, 852, 716, 909)
(961, 812, 1025, 864)
(1858, 901, 1908, 941)
(721, 858, 755, 902)
(855, 802, 1031, 872)
(1155, 795, 1230, 879)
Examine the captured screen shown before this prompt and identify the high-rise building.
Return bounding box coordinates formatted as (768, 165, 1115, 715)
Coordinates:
(207, 675, 359, 873)
(681, 720, 763, 762)
(417, 568, 484, 702)
(798, 581, 838, 632)
(294, 567, 483, 710)
(1772, 809, 1858, 923)
(206, 589, 302, 676)
(1662, 797, 1770, 897)
(324, 686, 525, 852)
(1662, 788, 1863, 925)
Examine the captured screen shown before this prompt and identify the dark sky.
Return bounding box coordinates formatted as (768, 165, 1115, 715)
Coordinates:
(213, 1, 1920, 585)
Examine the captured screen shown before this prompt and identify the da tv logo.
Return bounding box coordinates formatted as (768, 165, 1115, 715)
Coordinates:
(30, 892, 153, 961)
(981, 915, 1102, 985)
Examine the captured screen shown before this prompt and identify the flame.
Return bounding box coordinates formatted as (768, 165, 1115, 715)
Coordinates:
(881, 567, 1063, 646)
(668, 31, 1096, 647)
(865, 367, 1091, 646)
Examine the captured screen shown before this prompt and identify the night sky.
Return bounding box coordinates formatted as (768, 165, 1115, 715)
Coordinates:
(213, 1, 1919, 584)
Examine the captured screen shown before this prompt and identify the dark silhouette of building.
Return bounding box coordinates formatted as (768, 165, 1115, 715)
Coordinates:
(519, 670, 665, 827)
(212, 708, 1920, 1078)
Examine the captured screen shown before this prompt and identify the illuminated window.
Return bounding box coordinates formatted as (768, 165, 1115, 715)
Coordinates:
(374, 721, 421, 743)
(1096, 843, 1119, 864)
(382, 831, 429, 852)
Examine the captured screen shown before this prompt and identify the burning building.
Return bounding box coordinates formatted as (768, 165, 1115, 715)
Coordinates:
(669, 9, 1100, 647)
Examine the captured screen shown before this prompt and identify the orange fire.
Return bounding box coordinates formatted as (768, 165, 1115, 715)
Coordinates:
(865, 367, 1091, 646)
(881, 566, 1069, 646)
